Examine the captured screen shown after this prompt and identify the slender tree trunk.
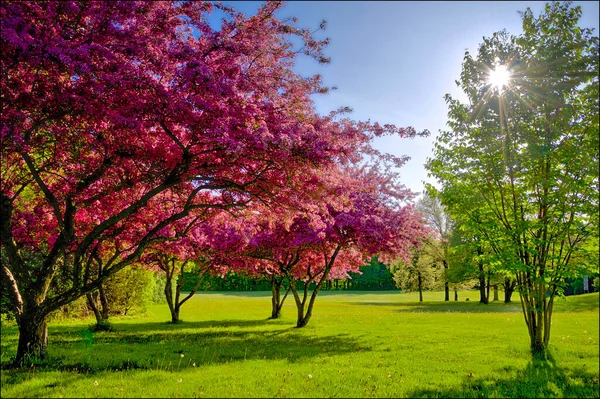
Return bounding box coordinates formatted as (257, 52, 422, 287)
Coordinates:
(15, 308, 49, 365)
(269, 277, 289, 319)
(486, 271, 491, 302)
(98, 285, 109, 320)
(478, 264, 488, 304)
(86, 292, 103, 324)
(454, 289, 458, 301)
(493, 284, 499, 301)
(271, 279, 281, 319)
(443, 260, 449, 301)
(164, 270, 180, 323)
(417, 272, 423, 302)
(289, 280, 306, 327)
(516, 271, 554, 355)
(291, 248, 340, 328)
(86, 284, 111, 328)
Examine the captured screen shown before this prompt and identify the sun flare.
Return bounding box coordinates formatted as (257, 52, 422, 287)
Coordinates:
(488, 65, 510, 92)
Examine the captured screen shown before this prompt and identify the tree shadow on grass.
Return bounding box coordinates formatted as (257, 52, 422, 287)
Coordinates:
(408, 353, 599, 398)
(351, 300, 523, 313)
(551, 293, 600, 313)
(1, 318, 371, 374)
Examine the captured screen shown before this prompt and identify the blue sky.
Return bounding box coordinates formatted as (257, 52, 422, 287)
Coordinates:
(216, 1, 600, 196)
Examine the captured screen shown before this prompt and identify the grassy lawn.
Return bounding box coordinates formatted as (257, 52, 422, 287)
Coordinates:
(1, 291, 598, 398)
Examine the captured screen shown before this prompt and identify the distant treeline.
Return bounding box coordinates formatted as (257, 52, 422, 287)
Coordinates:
(180, 258, 397, 292)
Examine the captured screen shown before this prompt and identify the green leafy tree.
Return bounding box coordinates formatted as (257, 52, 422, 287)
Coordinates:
(426, 2, 599, 355)
(391, 249, 442, 301)
(416, 194, 454, 301)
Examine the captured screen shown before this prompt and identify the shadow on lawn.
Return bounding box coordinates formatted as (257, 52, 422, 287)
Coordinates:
(409, 353, 599, 398)
(351, 300, 523, 313)
(2, 318, 371, 374)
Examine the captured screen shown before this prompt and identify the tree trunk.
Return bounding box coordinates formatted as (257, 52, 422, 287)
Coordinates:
(486, 270, 491, 302)
(493, 284, 499, 301)
(478, 265, 488, 304)
(444, 282, 450, 302)
(443, 260, 449, 301)
(86, 292, 103, 324)
(271, 280, 281, 319)
(15, 310, 49, 365)
(417, 272, 423, 302)
(98, 285, 109, 320)
(504, 277, 516, 303)
(454, 289, 458, 301)
(86, 284, 111, 327)
(164, 271, 180, 323)
(269, 277, 289, 319)
(516, 272, 555, 356)
(290, 280, 307, 327)
(171, 305, 181, 324)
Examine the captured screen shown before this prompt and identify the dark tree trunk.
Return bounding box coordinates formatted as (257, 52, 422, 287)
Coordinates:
(164, 271, 180, 323)
(171, 305, 181, 323)
(15, 310, 48, 365)
(486, 270, 491, 303)
(292, 247, 341, 328)
(417, 272, 423, 302)
(86, 292, 103, 324)
(443, 260, 449, 301)
(86, 284, 110, 326)
(504, 277, 516, 303)
(454, 289, 458, 301)
(98, 285, 109, 320)
(478, 265, 488, 304)
(271, 281, 282, 319)
(444, 282, 450, 302)
(269, 277, 289, 319)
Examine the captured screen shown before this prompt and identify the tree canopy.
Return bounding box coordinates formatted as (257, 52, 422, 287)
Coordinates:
(426, 1, 599, 355)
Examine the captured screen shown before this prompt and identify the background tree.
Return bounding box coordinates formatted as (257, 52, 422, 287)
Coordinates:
(426, 2, 599, 355)
(390, 248, 441, 301)
(417, 193, 453, 301)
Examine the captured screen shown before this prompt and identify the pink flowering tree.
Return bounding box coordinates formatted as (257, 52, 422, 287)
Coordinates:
(1, 0, 415, 365)
(285, 167, 428, 328)
(216, 165, 429, 327)
(140, 215, 208, 324)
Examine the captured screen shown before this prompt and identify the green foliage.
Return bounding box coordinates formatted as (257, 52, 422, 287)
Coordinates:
(0, 292, 597, 398)
(103, 267, 155, 316)
(49, 296, 91, 322)
(346, 257, 397, 290)
(151, 272, 168, 304)
(426, 1, 599, 282)
(178, 258, 397, 292)
(390, 250, 443, 292)
(426, 1, 599, 351)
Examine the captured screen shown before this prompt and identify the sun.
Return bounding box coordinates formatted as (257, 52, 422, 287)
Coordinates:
(488, 64, 510, 92)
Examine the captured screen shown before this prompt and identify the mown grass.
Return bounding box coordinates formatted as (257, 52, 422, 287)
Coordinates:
(1, 291, 598, 398)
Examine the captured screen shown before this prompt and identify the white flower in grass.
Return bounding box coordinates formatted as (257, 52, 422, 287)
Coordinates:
(180, 353, 185, 358)
(307, 374, 313, 379)
(193, 362, 196, 367)
(93, 381, 99, 386)
(177, 378, 183, 383)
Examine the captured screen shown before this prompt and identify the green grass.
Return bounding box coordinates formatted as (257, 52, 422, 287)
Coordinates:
(1, 291, 598, 398)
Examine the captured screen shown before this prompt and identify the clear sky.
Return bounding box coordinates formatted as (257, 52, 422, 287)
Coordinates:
(218, 1, 600, 197)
